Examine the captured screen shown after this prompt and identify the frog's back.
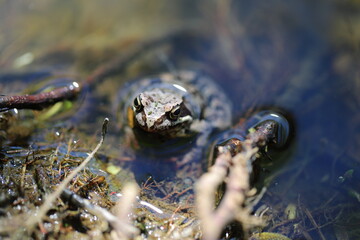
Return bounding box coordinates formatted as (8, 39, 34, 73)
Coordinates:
(167, 70, 233, 130)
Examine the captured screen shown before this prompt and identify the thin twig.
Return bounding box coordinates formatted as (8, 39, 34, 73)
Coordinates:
(303, 206, 326, 240)
(0, 82, 80, 111)
(60, 185, 139, 239)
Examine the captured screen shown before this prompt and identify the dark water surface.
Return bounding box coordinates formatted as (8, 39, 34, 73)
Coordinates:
(1, 1, 359, 239)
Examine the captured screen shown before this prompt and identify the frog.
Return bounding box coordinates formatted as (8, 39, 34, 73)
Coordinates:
(115, 70, 233, 166)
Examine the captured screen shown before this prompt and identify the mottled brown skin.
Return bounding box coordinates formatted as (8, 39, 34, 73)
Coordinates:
(117, 70, 232, 139)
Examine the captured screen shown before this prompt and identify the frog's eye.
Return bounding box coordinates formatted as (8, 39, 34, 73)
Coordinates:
(133, 96, 143, 111)
(169, 106, 181, 120)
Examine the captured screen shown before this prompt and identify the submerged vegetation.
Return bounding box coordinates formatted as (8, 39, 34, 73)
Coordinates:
(1, 1, 360, 239)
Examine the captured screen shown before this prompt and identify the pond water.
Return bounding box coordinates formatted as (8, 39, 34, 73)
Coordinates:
(1, 1, 359, 239)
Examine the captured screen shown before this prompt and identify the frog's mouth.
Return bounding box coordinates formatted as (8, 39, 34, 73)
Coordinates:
(133, 110, 193, 137)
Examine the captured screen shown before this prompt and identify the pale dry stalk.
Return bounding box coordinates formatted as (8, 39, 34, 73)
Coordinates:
(112, 182, 140, 239)
(195, 140, 262, 240)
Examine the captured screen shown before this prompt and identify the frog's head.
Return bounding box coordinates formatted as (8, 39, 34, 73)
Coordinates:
(130, 88, 193, 137)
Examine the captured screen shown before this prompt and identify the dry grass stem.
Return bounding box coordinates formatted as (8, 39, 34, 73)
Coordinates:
(195, 140, 263, 240)
(112, 182, 140, 239)
(24, 118, 109, 231)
